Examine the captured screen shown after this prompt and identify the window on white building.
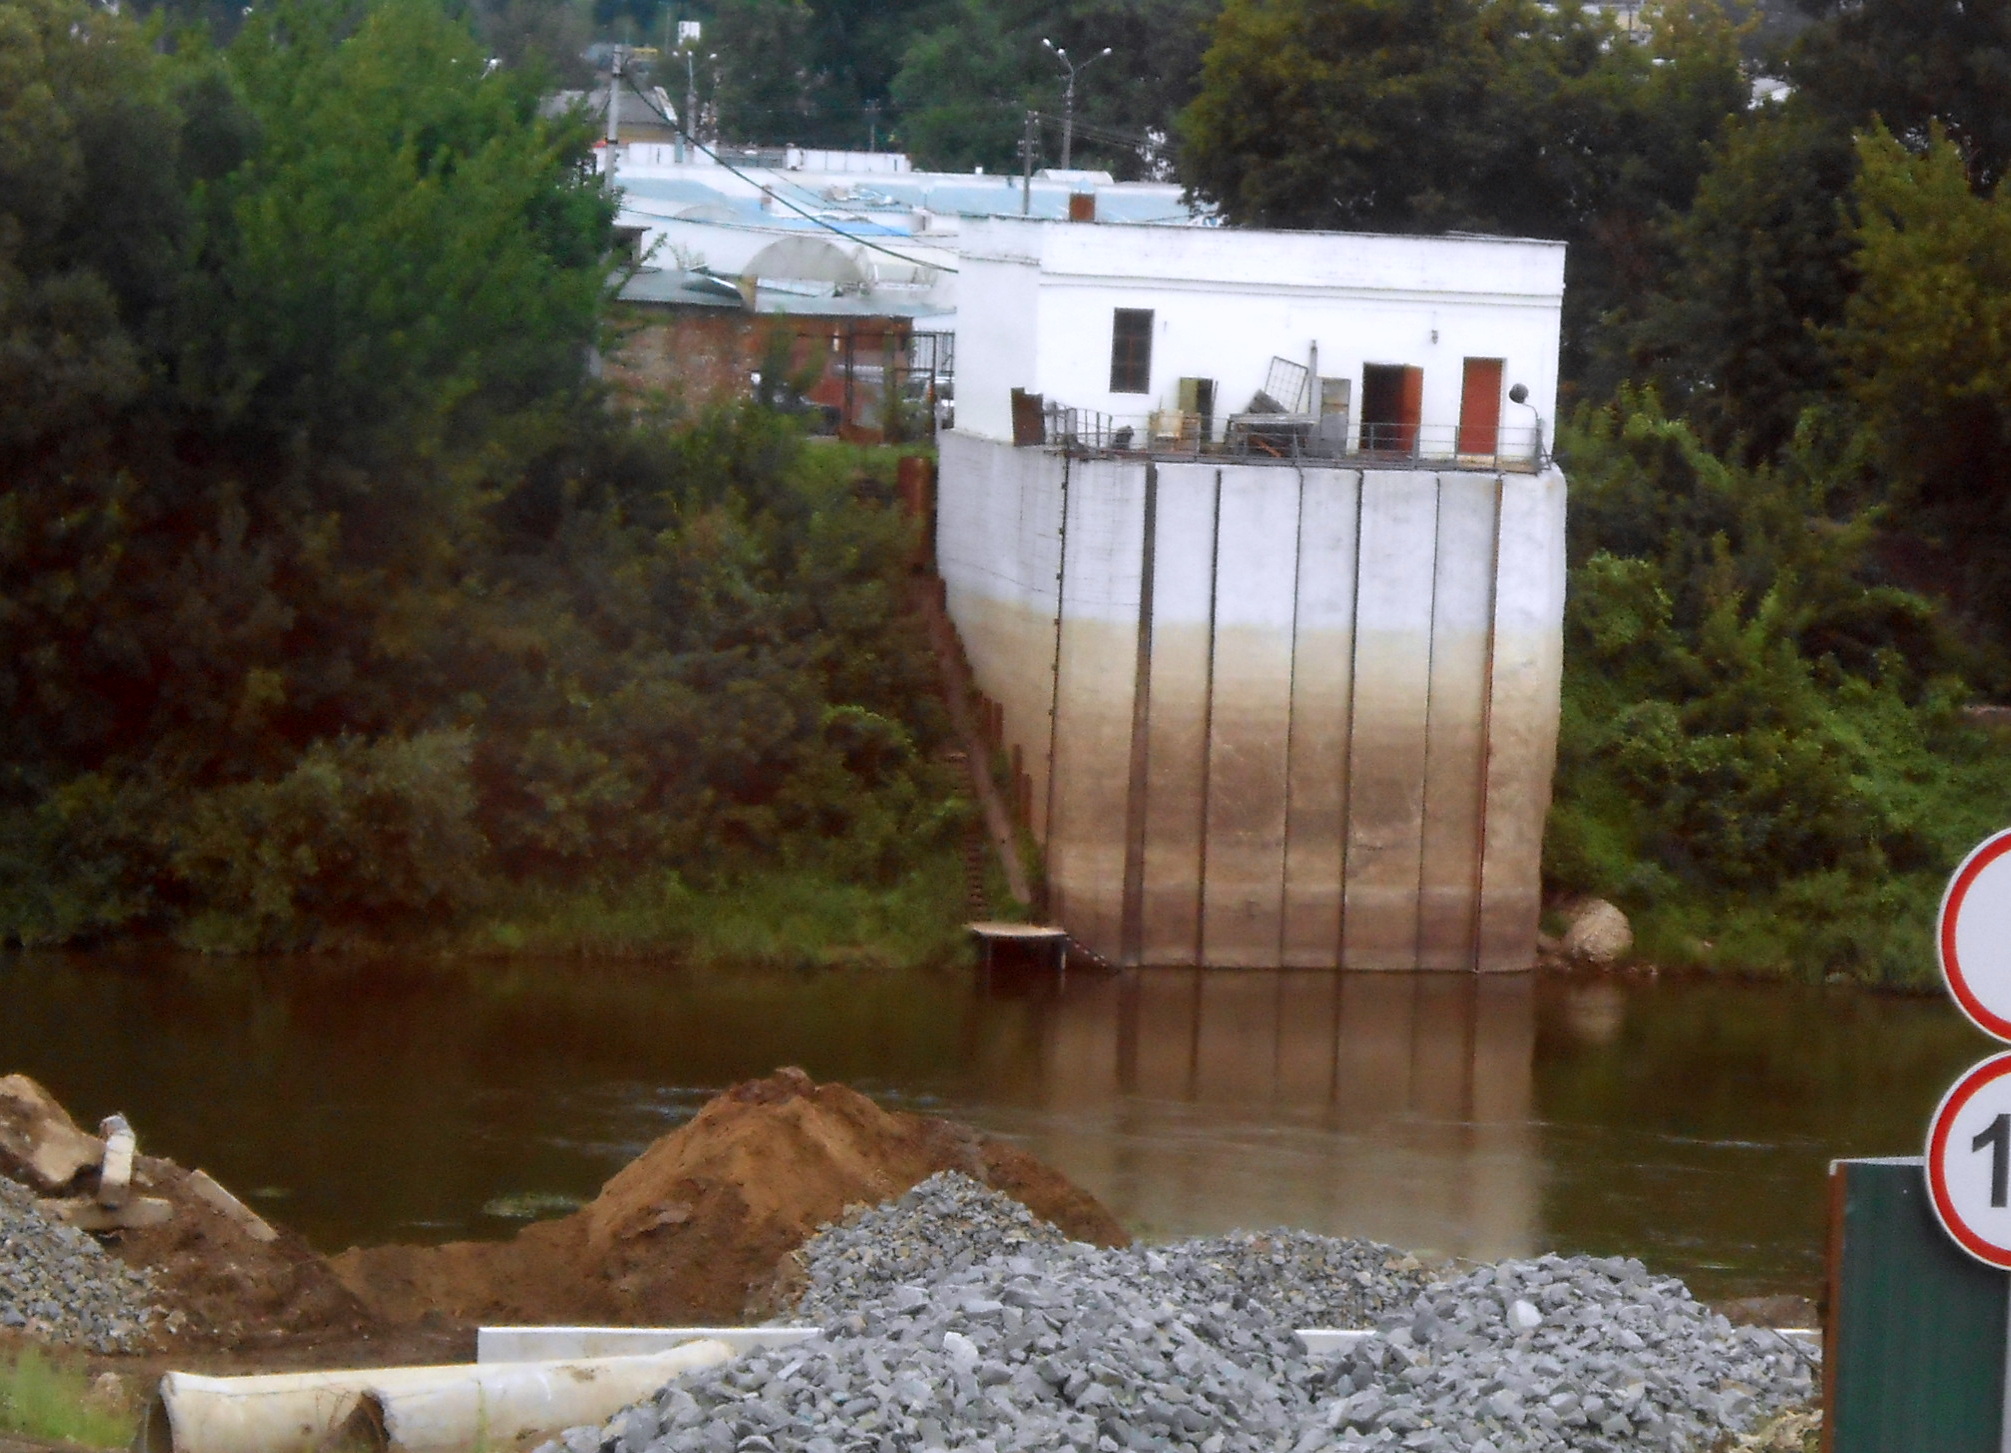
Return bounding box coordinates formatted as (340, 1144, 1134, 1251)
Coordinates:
(1110, 309, 1153, 394)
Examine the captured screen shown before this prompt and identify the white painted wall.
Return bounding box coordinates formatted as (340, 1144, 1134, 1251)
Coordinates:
(954, 247, 1041, 440)
(955, 218, 1565, 457)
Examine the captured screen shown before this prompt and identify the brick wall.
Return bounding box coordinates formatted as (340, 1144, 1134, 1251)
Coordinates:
(606, 305, 914, 436)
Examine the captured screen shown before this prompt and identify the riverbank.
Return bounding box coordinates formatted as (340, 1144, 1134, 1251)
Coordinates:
(464, 862, 974, 970)
(0, 1073, 1821, 1453)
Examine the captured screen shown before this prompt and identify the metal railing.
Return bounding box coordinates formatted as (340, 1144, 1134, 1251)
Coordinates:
(1034, 403, 1546, 472)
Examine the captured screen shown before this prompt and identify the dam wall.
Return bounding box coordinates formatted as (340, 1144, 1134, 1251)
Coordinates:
(936, 431, 1566, 971)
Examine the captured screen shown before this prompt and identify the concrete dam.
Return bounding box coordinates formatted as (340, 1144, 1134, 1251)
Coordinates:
(937, 432, 1566, 971)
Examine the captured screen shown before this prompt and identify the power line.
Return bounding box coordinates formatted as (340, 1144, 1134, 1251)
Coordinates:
(616, 73, 960, 275)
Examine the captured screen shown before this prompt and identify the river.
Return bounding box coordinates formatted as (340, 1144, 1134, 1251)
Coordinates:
(0, 950, 1988, 1301)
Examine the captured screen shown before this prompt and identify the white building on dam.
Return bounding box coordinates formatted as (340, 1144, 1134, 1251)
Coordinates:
(938, 217, 1568, 972)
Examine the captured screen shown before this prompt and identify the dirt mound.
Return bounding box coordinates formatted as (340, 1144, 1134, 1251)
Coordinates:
(332, 1068, 1127, 1326)
(0, 1073, 376, 1352)
(105, 1157, 374, 1348)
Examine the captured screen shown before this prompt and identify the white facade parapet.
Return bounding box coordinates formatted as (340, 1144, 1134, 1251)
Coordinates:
(953, 216, 1565, 466)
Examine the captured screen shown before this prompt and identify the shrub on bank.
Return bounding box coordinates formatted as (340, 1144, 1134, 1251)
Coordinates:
(1547, 399, 2011, 983)
(0, 414, 971, 958)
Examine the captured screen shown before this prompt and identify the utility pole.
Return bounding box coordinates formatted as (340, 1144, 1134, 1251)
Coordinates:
(865, 100, 881, 153)
(673, 21, 702, 162)
(1020, 110, 1037, 216)
(605, 45, 624, 189)
(1040, 39, 1110, 171)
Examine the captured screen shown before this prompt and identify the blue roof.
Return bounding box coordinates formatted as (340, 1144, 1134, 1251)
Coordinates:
(614, 170, 1201, 231)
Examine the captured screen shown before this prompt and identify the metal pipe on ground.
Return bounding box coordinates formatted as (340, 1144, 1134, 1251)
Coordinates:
(136, 1342, 735, 1453)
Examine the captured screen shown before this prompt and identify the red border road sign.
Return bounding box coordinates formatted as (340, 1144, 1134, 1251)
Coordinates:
(1926, 1051, 2011, 1268)
(1939, 828, 2011, 1042)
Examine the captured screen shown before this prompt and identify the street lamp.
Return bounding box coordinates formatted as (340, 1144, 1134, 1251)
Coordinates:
(1508, 383, 1546, 468)
(1040, 38, 1111, 171)
(676, 46, 714, 158)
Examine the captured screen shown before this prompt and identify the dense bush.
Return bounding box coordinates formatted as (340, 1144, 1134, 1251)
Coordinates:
(0, 0, 969, 955)
(1548, 400, 2011, 982)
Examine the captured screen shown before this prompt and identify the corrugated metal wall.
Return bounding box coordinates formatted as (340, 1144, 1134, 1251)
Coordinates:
(938, 433, 1566, 971)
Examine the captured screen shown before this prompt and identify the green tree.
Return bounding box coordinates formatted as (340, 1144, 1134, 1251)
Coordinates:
(190, 0, 612, 471)
(1177, 0, 1748, 373)
(710, 0, 815, 145)
(473, 0, 597, 86)
(890, 0, 1042, 171)
(1609, 101, 1859, 458)
(0, 0, 972, 953)
(1833, 125, 2011, 634)
(0, 0, 183, 455)
(1789, 0, 2011, 187)
(887, 0, 1220, 176)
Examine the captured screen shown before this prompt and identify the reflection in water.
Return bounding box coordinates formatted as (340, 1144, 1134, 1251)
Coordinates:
(0, 950, 1990, 1298)
(962, 967, 1538, 1263)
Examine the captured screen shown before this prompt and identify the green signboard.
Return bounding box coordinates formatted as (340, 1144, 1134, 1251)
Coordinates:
(1828, 1157, 2007, 1452)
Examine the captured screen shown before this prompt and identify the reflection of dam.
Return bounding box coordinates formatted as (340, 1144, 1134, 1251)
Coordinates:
(968, 968, 1540, 1263)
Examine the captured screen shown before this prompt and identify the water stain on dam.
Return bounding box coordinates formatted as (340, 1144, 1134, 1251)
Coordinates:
(936, 435, 1566, 970)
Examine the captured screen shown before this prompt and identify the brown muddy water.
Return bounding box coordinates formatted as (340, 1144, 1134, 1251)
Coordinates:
(0, 951, 1989, 1301)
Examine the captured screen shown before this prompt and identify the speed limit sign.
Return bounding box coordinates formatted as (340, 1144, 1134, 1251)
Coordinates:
(1928, 829, 2011, 1271)
(1927, 1052, 2011, 1269)
(1941, 828, 2011, 1041)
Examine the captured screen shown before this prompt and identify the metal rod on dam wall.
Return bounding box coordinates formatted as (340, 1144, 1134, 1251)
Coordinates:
(1274, 465, 1309, 969)
(1335, 475, 1366, 969)
(1469, 474, 1507, 966)
(1043, 452, 1072, 877)
(1119, 462, 1160, 965)
(1193, 468, 1223, 969)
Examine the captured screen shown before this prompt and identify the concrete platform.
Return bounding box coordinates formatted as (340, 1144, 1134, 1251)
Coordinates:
(968, 922, 1070, 972)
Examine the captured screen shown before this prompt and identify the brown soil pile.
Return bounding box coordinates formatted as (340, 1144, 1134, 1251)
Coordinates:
(0, 1073, 373, 1351)
(104, 1158, 374, 1348)
(332, 1067, 1127, 1327)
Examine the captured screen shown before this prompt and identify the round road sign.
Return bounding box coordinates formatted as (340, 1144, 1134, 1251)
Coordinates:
(1927, 1052, 2011, 1268)
(1939, 828, 2011, 1042)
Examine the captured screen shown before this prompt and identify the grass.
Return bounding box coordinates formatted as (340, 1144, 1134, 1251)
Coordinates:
(0, 1347, 136, 1449)
(467, 859, 974, 969)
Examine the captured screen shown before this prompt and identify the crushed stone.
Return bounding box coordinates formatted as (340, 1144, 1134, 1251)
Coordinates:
(0, 1174, 158, 1353)
(542, 1172, 1815, 1453)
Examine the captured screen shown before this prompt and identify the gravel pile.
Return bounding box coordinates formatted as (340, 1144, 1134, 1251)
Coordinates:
(0, 1175, 158, 1352)
(797, 1176, 1427, 1334)
(795, 1176, 1069, 1322)
(544, 1173, 1814, 1453)
(1312, 1255, 1815, 1451)
(1137, 1231, 1428, 1333)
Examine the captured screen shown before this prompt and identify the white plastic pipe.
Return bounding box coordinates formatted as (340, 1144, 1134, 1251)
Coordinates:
(139, 1342, 734, 1453)
(1294, 1329, 1376, 1357)
(96, 1114, 135, 1209)
(478, 1326, 820, 1364)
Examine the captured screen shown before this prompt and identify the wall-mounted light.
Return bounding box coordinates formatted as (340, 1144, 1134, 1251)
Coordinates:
(1509, 383, 1546, 467)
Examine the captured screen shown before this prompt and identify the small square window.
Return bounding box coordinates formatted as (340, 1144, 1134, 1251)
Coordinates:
(1110, 309, 1153, 394)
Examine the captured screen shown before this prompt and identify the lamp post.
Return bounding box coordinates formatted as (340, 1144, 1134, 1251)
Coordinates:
(1040, 38, 1111, 171)
(1508, 383, 1546, 468)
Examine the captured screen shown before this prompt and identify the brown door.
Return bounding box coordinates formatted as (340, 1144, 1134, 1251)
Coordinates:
(1360, 364, 1424, 453)
(1458, 357, 1504, 455)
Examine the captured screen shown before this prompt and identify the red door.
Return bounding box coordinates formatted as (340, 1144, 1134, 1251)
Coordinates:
(1458, 358, 1505, 456)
